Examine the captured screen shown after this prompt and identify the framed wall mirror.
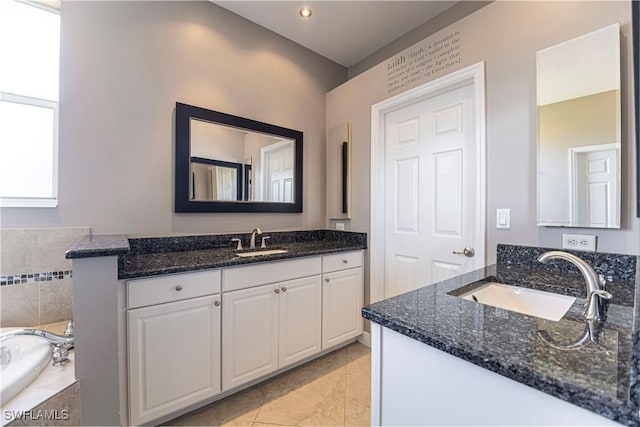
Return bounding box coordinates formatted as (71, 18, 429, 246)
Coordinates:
(536, 24, 621, 228)
(175, 103, 303, 213)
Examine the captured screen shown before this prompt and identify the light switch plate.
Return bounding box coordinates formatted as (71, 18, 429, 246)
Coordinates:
(335, 222, 345, 231)
(496, 208, 510, 229)
(562, 234, 596, 251)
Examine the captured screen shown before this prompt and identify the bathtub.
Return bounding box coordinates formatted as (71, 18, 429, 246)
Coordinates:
(0, 334, 51, 404)
(0, 326, 76, 426)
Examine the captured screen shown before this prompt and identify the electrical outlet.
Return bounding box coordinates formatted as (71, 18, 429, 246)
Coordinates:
(335, 222, 345, 231)
(562, 234, 596, 252)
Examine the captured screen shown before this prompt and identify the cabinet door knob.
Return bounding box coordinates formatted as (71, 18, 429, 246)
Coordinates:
(175, 285, 183, 292)
(281, 287, 287, 292)
(274, 288, 281, 294)
(325, 278, 330, 283)
(214, 300, 221, 307)
(342, 259, 348, 264)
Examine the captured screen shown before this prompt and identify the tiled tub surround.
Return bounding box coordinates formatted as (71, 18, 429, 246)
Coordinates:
(1, 227, 89, 327)
(66, 229, 368, 278)
(362, 244, 640, 426)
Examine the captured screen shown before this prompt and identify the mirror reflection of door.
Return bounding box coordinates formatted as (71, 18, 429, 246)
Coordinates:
(261, 140, 294, 203)
(210, 166, 238, 201)
(570, 144, 619, 227)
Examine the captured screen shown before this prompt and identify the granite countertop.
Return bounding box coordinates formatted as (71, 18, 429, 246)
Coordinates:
(363, 258, 639, 426)
(66, 230, 367, 280)
(65, 234, 130, 259)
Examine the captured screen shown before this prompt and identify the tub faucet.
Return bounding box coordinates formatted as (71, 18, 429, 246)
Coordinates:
(0, 327, 74, 366)
(537, 250, 611, 321)
(249, 228, 262, 250)
(0, 328, 74, 349)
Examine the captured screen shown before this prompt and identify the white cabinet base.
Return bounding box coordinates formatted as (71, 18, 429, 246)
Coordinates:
(128, 295, 221, 426)
(370, 324, 620, 426)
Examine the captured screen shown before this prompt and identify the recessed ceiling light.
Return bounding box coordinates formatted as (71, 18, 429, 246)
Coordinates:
(299, 7, 312, 18)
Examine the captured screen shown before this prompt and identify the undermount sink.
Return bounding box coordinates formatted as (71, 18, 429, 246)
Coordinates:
(235, 249, 289, 258)
(459, 282, 576, 321)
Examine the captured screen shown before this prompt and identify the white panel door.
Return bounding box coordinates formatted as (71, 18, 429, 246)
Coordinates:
(222, 283, 279, 391)
(384, 83, 477, 298)
(278, 275, 322, 368)
(573, 146, 619, 227)
(128, 295, 221, 425)
(264, 141, 294, 202)
(322, 268, 363, 349)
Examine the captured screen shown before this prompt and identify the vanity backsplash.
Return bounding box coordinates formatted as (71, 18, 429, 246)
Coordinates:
(495, 244, 638, 306)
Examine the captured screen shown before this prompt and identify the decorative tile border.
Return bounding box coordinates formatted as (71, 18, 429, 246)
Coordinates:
(0, 271, 72, 286)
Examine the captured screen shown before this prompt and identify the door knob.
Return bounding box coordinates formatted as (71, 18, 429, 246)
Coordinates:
(274, 288, 281, 294)
(453, 247, 475, 257)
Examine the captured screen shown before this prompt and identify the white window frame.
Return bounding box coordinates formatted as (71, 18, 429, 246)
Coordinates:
(0, 92, 59, 208)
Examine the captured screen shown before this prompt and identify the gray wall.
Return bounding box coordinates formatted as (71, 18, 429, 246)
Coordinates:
(0, 1, 346, 236)
(327, 1, 639, 264)
(347, 1, 492, 79)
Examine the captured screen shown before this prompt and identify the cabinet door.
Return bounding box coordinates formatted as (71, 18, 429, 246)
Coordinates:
(128, 295, 221, 426)
(322, 268, 363, 349)
(222, 283, 279, 391)
(278, 275, 322, 368)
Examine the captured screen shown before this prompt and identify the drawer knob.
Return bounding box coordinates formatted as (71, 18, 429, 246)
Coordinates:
(175, 285, 183, 292)
(325, 278, 330, 283)
(342, 260, 348, 264)
(274, 288, 281, 294)
(214, 300, 221, 307)
(281, 287, 287, 292)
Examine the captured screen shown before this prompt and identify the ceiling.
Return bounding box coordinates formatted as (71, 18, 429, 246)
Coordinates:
(212, 1, 458, 67)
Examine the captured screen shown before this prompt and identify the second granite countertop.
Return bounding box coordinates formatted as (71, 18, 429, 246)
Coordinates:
(362, 245, 640, 426)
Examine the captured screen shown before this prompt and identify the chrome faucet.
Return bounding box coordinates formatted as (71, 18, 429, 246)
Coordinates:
(249, 228, 262, 250)
(537, 251, 611, 321)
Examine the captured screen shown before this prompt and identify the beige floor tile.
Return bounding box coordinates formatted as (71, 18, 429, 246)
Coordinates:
(345, 367, 370, 427)
(346, 342, 369, 363)
(252, 423, 296, 426)
(166, 344, 372, 427)
(255, 369, 346, 426)
(258, 347, 347, 402)
(165, 386, 265, 426)
(346, 345, 370, 378)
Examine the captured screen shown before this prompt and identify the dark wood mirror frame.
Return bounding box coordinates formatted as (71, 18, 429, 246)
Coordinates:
(633, 0, 639, 217)
(175, 102, 303, 213)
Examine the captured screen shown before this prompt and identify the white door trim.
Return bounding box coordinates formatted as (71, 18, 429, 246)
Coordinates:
(370, 62, 487, 304)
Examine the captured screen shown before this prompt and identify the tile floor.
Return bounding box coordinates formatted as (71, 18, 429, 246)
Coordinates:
(164, 342, 371, 427)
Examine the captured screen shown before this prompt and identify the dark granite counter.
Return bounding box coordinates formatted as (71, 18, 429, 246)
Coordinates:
(118, 230, 366, 279)
(65, 234, 130, 259)
(363, 244, 639, 426)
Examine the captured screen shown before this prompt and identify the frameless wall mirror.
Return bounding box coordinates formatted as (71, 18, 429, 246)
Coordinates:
(175, 103, 303, 213)
(537, 23, 621, 228)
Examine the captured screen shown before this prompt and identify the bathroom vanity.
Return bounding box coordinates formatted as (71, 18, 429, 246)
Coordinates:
(363, 244, 639, 426)
(66, 230, 366, 426)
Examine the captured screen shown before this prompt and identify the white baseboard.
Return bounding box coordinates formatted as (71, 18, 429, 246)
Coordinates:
(357, 331, 371, 347)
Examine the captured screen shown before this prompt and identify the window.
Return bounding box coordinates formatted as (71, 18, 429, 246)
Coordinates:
(0, 0, 60, 207)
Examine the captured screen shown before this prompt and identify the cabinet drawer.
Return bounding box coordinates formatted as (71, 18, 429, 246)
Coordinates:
(322, 251, 363, 273)
(222, 256, 321, 292)
(127, 270, 221, 309)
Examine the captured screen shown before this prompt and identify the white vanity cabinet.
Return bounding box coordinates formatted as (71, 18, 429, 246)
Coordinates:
(221, 257, 322, 391)
(126, 270, 222, 426)
(124, 251, 364, 425)
(321, 251, 364, 349)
